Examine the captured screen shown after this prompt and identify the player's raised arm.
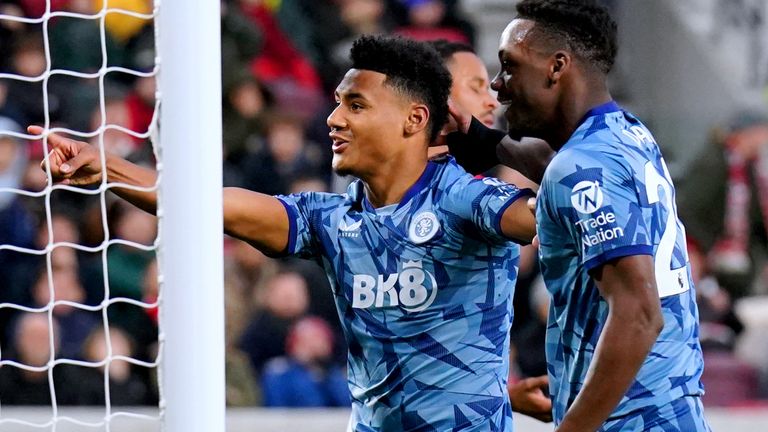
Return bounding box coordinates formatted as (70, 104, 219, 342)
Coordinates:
(443, 104, 553, 183)
(33, 126, 291, 255)
(555, 256, 664, 432)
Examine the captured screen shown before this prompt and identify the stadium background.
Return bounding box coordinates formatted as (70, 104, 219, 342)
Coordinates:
(0, 0, 767, 430)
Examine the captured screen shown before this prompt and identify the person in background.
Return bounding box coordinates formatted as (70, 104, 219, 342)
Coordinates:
(261, 316, 350, 407)
(429, 38, 552, 423)
(238, 270, 310, 375)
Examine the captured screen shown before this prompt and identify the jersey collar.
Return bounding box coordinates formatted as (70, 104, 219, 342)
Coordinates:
(351, 161, 439, 212)
(576, 100, 621, 127)
(560, 101, 622, 152)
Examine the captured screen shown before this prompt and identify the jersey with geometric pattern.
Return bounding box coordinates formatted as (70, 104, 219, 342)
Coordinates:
(277, 157, 533, 432)
(535, 101, 706, 426)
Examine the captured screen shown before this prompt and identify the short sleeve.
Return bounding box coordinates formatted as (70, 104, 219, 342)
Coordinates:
(543, 149, 653, 271)
(274, 192, 336, 259)
(442, 174, 535, 244)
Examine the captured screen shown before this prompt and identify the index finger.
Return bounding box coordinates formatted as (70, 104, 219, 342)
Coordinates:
(27, 126, 80, 150)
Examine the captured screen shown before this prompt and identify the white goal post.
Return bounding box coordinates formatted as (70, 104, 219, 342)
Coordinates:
(0, 0, 225, 431)
(157, 0, 225, 431)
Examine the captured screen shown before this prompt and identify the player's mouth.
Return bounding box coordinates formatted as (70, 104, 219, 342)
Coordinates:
(330, 133, 350, 153)
(480, 112, 496, 127)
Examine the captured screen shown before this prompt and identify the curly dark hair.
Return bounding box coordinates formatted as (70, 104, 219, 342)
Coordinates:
(350, 35, 452, 143)
(428, 39, 475, 62)
(516, 0, 618, 74)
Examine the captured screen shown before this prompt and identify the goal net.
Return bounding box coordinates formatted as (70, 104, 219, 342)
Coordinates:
(0, 1, 224, 431)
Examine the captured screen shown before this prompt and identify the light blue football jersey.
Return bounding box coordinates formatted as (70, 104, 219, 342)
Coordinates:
(277, 157, 533, 431)
(536, 101, 707, 428)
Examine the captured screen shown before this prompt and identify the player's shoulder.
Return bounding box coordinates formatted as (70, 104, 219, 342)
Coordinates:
(282, 189, 353, 213)
(431, 156, 477, 192)
(434, 157, 513, 199)
(545, 144, 624, 182)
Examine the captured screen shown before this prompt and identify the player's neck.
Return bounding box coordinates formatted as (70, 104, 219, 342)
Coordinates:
(551, 83, 612, 151)
(362, 153, 429, 208)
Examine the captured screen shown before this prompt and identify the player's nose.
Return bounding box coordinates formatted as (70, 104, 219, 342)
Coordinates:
(490, 71, 503, 92)
(327, 105, 346, 130)
(485, 92, 500, 110)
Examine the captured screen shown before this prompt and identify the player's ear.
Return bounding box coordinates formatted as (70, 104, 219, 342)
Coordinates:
(405, 104, 429, 136)
(548, 51, 571, 86)
(404, 103, 429, 135)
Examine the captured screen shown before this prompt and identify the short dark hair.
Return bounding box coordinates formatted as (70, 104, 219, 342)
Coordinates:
(350, 35, 452, 143)
(516, 0, 618, 74)
(428, 39, 475, 62)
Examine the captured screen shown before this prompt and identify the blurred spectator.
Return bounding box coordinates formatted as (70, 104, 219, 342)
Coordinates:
(275, 0, 395, 95)
(106, 199, 158, 357)
(239, 0, 324, 119)
(238, 269, 310, 375)
(30, 253, 100, 360)
(222, 71, 274, 168)
(688, 237, 744, 351)
(239, 111, 328, 195)
(327, 0, 392, 85)
(261, 316, 349, 407)
(708, 110, 768, 294)
(0, 313, 63, 405)
(224, 238, 277, 341)
(88, 93, 138, 158)
(47, 0, 131, 132)
(0, 116, 37, 344)
(124, 74, 156, 148)
(49, 0, 125, 73)
(393, 0, 471, 44)
(224, 238, 277, 406)
(4, 211, 86, 322)
(67, 326, 154, 405)
(3, 31, 53, 127)
(221, 0, 263, 86)
(0, 2, 25, 72)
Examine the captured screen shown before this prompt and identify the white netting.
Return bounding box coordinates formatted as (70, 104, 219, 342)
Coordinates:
(0, 1, 162, 430)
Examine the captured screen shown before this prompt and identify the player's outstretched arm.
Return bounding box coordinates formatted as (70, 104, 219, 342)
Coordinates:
(508, 375, 553, 422)
(222, 188, 289, 255)
(32, 126, 291, 254)
(31, 126, 158, 214)
(554, 255, 664, 432)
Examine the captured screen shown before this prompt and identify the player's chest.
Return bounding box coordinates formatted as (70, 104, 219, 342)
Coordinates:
(328, 208, 456, 312)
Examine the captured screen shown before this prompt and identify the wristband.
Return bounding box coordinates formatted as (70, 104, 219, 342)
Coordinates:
(446, 117, 506, 174)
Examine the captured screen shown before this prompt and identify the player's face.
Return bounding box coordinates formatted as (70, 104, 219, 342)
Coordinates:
(327, 69, 413, 177)
(491, 19, 558, 139)
(446, 52, 499, 128)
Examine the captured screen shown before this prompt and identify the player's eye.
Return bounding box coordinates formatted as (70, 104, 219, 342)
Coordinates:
(350, 103, 363, 112)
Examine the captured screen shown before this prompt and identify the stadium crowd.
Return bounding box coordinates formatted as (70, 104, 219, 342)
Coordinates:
(0, 0, 766, 411)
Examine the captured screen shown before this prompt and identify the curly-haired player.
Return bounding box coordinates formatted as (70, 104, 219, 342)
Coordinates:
(35, 35, 541, 431)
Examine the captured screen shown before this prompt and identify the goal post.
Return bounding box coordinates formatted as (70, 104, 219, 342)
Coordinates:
(157, 0, 225, 431)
